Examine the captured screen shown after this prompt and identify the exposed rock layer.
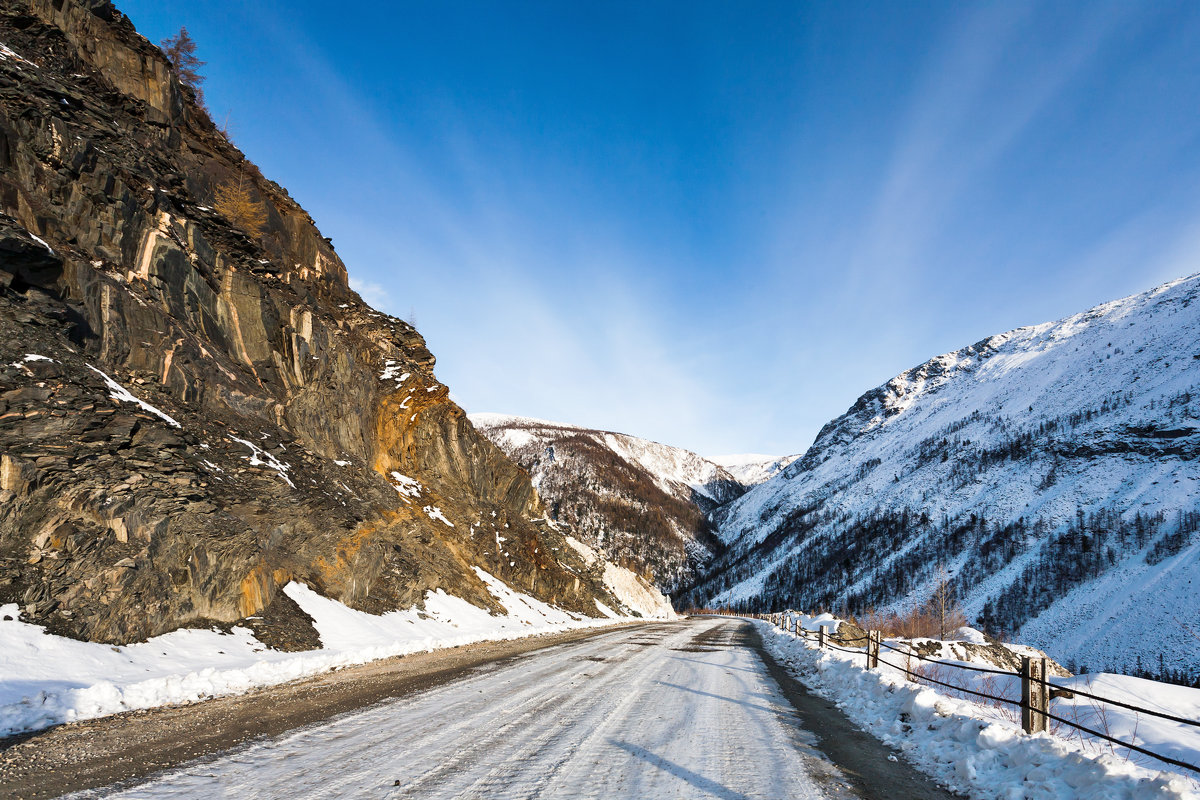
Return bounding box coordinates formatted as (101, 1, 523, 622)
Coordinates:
(0, 0, 627, 643)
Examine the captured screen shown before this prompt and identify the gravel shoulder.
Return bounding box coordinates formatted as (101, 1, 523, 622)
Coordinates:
(0, 623, 642, 799)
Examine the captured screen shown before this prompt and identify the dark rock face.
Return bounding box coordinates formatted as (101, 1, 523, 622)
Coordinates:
(0, 0, 619, 644)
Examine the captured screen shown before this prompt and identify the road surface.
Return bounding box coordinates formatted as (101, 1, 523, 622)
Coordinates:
(65, 618, 955, 799)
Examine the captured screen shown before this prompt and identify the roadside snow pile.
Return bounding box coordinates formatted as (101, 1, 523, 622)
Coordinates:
(759, 615, 1200, 799)
(0, 569, 639, 737)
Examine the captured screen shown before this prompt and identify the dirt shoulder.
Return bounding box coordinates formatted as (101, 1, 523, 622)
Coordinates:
(0, 623, 644, 799)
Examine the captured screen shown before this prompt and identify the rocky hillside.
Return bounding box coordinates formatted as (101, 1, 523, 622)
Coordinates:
(684, 275, 1200, 677)
(470, 414, 743, 593)
(0, 0, 651, 647)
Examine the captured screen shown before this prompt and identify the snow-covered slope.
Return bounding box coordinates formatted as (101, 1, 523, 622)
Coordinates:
(470, 414, 744, 593)
(686, 274, 1200, 679)
(712, 453, 801, 486)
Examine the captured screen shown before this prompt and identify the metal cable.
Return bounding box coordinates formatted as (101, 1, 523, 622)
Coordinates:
(756, 615, 1200, 732)
(1041, 709, 1200, 775)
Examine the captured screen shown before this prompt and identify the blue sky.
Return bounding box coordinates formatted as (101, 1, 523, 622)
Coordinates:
(120, 1, 1200, 458)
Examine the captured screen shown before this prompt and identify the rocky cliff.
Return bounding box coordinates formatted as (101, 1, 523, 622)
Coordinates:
(0, 0, 635, 646)
(470, 414, 741, 593)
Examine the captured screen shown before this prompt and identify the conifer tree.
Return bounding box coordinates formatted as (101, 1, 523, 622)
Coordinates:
(161, 27, 206, 106)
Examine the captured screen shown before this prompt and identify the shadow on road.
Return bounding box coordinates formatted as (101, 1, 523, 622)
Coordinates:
(655, 680, 781, 716)
(609, 738, 755, 800)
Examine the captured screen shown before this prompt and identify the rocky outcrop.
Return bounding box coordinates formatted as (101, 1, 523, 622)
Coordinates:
(0, 0, 627, 644)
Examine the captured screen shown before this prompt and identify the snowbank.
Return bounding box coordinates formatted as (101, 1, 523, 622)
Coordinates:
(758, 615, 1200, 799)
(0, 569, 645, 737)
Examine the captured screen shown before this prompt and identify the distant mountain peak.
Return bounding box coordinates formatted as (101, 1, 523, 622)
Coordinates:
(471, 413, 745, 593)
(711, 453, 801, 487)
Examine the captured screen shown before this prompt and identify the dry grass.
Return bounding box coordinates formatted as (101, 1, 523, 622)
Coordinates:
(855, 600, 968, 641)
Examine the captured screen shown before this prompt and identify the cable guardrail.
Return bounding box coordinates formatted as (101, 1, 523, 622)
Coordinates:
(735, 610, 1200, 775)
(872, 634, 1200, 729)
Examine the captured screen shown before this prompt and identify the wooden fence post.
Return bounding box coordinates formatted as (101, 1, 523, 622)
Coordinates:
(1021, 656, 1048, 734)
(867, 631, 880, 669)
(817, 628, 825, 650)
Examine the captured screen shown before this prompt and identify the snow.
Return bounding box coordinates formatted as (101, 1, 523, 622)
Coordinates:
(422, 505, 454, 527)
(955, 626, 989, 644)
(470, 412, 740, 504)
(389, 471, 422, 498)
(0, 570, 643, 738)
(0, 42, 34, 67)
(470, 412, 590, 432)
(379, 360, 410, 388)
(560, 536, 675, 618)
(228, 435, 294, 488)
(11, 354, 54, 369)
(601, 562, 677, 619)
(594, 599, 620, 618)
(759, 615, 1200, 799)
(560, 536, 675, 619)
(86, 365, 181, 428)
(564, 534, 599, 566)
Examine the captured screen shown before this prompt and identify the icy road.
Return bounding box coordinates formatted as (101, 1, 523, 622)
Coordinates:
(89, 619, 954, 799)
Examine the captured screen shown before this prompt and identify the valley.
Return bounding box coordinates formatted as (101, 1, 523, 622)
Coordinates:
(0, 1, 1197, 797)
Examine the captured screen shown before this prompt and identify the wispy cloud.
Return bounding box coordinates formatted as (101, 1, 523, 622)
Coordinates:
(853, 2, 1125, 289)
(349, 277, 390, 309)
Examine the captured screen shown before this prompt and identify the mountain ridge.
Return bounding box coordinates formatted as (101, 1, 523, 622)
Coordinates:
(684, 272, 1200, 675)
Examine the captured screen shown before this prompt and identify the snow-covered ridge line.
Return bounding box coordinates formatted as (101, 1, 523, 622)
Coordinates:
(470, 412, 594, 433)
(712, 453, 801, 486)
(0, 570, 653, 738)
(756, 615, 1199, 799)
(469, 412, 744, 501)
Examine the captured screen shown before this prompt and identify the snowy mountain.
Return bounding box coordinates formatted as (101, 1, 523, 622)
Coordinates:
(470, 414, 745, 593)
(683, 274, 1200, 678)
(712, 453, 801, 487)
